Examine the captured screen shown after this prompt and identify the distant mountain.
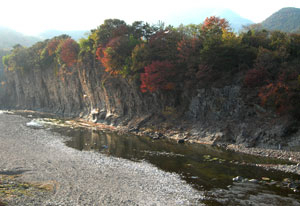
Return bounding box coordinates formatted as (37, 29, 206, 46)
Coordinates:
(167, 8, 253, 32)
(39, 30, 89, 40)
(261, 7, 300, 33)
(0, 26, 41, 49)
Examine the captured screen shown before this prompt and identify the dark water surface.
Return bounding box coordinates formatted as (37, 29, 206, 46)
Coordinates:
(13, 111, 300, 205)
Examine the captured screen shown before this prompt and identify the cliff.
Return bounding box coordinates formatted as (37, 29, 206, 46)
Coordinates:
(1, 59, 299, 150)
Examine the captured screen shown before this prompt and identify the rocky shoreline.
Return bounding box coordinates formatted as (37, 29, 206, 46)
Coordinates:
(1, 110, 300, 205)
(6, 110, 300, 176)
(134, 127, 300, 175)
(225, 144, 300, 175)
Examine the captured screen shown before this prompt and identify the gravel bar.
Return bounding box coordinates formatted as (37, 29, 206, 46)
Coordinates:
(0, 113, 202, 206)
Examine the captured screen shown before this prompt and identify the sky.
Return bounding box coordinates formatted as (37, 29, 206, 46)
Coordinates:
(1, 0, 300, 36)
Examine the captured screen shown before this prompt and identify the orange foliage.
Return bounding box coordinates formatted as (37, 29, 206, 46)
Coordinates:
(96, 36, 133, 75)
(202, 16, 229, 32)
(96, 45, 119, 75)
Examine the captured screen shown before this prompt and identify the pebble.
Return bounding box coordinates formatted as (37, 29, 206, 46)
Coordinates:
(262, 177, 270, 181)
(232, 176, 243, 182)
(249, 179, 258, 183)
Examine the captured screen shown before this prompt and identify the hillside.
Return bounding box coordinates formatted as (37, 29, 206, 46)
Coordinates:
(261, 7, 300, 33)
(0, 26, 41, 49)
(167, 8, 253, 32)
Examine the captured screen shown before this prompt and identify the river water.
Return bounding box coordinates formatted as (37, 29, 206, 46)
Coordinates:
(13, 111, 300, 205)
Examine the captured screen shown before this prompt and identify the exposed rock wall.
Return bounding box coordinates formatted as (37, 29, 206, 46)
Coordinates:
(1, 63, 163, 125)
(1, 63, 299, 149)
(3, 67, 83, 116)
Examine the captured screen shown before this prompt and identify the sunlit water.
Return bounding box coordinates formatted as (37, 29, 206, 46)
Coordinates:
(5, 111, 300, 205)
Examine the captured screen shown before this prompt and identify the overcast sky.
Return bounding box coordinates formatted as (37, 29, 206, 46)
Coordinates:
(1, 0, 300, 35)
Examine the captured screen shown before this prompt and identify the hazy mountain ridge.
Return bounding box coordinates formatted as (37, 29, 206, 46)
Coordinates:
(0, 26, 41, 49)
(39, 30, 89, 40)
(261, 7, 300, 33)
(167, 8, 253, 32)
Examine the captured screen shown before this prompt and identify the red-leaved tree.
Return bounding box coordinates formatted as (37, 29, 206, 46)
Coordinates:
(258, 82, 289, 114)
(140, 61, 175, 93)
(258, 68, 300, 116)
(59, 39, 79, 67)
(47, 39, 60, 56)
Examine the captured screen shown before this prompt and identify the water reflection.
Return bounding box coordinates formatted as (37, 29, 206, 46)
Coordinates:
(60, 127, 299, 194)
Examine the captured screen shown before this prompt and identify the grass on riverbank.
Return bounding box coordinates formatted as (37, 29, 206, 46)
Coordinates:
(0, 174, 54, 205)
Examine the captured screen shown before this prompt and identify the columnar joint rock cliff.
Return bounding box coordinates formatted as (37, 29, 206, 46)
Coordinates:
(1, 62, 299, 149)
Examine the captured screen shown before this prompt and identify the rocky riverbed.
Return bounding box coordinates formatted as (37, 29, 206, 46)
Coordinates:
(2, 110, 300, 205)
(0, 112, 202, 205)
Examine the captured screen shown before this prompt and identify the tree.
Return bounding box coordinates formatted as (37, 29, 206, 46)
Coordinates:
(201, 16, 230, 38)
(289, 33, 300, 60)
(130, 21, 159, 41)
(47, 39, 60, 56)
(96, 35, 140, 75)
(177, 37, 203, 87)
(176, 24, 202, 38)
(94, 19, 128, 48)
(140, 61, 175, 93)
(147, 29, 181, 62)
(131, 43, 151, 73)
(241, 30, 271, 49)
(58, 38, 79, 67)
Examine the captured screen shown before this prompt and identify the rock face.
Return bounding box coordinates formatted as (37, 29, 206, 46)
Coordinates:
(185, 86, 298, 148)
(187, 86, 243, 122)
(1, 63, 162, 126)
(1, 62, 299, 148)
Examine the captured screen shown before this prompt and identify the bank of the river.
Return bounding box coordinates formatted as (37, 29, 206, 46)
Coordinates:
(226, 144, 300, 175)
(0, 112, 202, 205)
(9, 110, 300, 177)
(136, 128, 300, 176)
(2, 110, 300, 205)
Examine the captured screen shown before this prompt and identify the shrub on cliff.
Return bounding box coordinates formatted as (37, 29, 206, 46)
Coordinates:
(244, 68, 268, 87)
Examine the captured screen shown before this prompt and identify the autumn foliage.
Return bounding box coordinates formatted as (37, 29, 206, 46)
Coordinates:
(177, 38, 201, 64)
(202, 16, 230, 34)
(244, 68, 268, 87)
(47, 39, 60, 56)
(140, 61, 175, 93)
(59, 39, 79, 67)
(3, 17, 300, 120)
(259, 82, 290, 114)
(96, 36, 136, 75)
